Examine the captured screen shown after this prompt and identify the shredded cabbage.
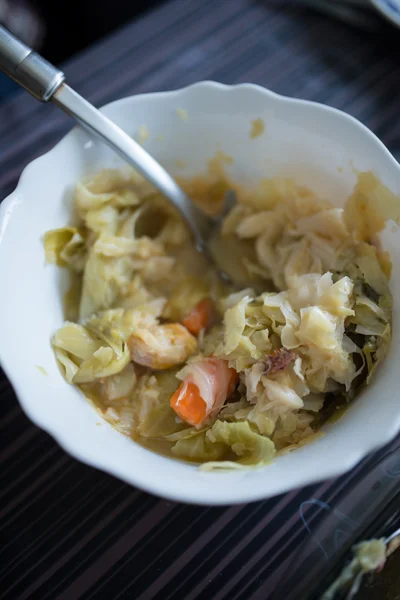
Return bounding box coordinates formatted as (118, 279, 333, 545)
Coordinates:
(44, 227, 87, 272)
(205, 420, 276, 466)
(172, 430, 227, 461)
(46, 168, 393, 468)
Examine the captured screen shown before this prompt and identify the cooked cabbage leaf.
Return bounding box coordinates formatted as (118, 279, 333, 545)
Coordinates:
(44, 227, 87, 272)
(350, 294, 388, 336)
(207, 420, 276, 465)
(46, 168, 393, 469)
(137, 371, 186, 438)
(100, 363, 136, 401)
(52, 321, 130, 384)
(138, 402, 186, 438)
(75, 170, 142, 218)
(172, 429, 227, 461)
(353, 242, 389, 297)
(79, 250, 131, 319)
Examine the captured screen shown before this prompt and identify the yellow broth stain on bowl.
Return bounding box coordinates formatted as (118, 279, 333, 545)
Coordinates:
(250, 118, 265, 139)
(176, 108, 188, 121)
(137, 124, 149, 144)
(36, 365, 48, 376)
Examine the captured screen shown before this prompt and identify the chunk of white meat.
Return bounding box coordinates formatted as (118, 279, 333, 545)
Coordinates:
(128, 323, 197, 370)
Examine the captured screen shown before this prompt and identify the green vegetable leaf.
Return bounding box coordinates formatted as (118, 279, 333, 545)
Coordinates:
(354, 243, 389, 297)
(172, 430, 227, 462)
(137, 370, 187, 438)
(43, 227, 86, 272)
(52, 322, 130, 384)
(208, 420, 276, 465)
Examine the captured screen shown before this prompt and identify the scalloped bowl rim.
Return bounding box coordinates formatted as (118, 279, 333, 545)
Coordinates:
(0, 81, 399, 505)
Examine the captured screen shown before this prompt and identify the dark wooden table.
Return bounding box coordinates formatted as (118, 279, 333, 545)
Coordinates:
(1, 1, 400, 599)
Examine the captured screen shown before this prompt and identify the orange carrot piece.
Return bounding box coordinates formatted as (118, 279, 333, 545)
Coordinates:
(170, 381, 207, 427)
(170, 358, 238, 427)
(182, 298, 214, 336)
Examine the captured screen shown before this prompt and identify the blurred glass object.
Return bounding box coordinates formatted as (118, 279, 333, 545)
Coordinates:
(0, 0, 45, 101)
(0, 0, 44, 48)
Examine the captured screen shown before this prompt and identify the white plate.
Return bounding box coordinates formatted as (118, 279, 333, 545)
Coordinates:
(0, 82, 400, 505)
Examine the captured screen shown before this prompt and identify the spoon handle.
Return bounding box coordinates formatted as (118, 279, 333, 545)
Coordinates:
(0, 25, 209, 252)
(0, 25, 64, 101)
(52, 84, 209, 251)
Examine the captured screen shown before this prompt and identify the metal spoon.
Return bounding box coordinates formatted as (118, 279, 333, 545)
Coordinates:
(0, 25, 235, 280)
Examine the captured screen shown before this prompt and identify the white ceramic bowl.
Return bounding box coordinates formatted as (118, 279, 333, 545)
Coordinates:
(1, 82, 400, 505)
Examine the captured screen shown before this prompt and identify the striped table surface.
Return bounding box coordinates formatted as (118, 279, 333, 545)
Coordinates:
(1, 1, 400, 599)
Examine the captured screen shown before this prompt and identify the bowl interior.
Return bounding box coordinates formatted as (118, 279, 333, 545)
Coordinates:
(0, 83, 399, 504)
